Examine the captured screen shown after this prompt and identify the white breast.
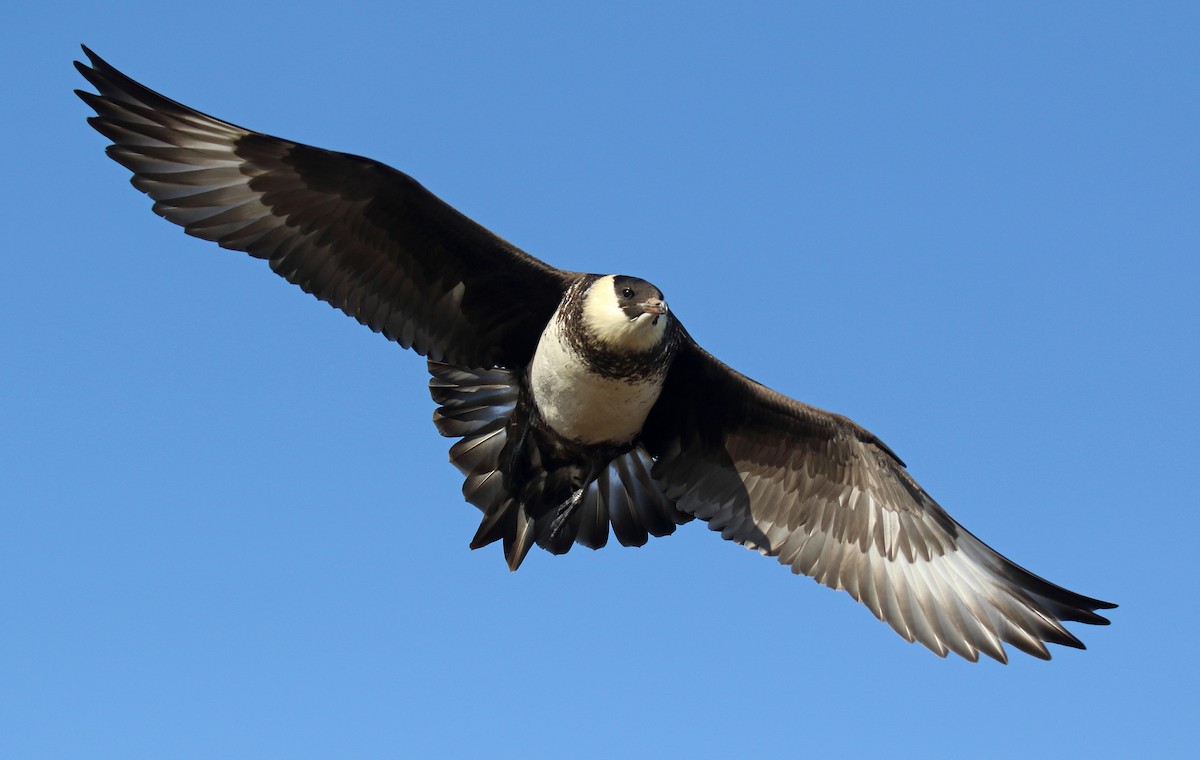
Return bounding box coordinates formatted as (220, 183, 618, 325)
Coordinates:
(529, 313, 664, 445)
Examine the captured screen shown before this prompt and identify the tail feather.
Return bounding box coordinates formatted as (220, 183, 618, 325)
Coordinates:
(573, 483, 610, 550)
(506, 502, 538, 571)
(470, 498, 511, 550)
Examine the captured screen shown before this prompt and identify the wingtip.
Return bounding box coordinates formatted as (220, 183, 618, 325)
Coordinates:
(77, 44, 102, 70)
(75, 46, 126, 89)
(1068, 599, 1117, 626)
(73, 56, 107, 96)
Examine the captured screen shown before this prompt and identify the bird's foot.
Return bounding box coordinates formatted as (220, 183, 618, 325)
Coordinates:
(548, 487, 586, 539)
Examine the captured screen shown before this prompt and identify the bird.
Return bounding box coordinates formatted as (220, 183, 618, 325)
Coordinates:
(75, 46, 1115, 663)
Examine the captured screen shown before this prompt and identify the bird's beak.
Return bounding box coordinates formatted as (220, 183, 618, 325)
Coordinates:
(638, 298, 668, 316)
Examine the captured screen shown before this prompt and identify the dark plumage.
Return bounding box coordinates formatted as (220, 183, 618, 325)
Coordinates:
(76, 46, 1115, 663)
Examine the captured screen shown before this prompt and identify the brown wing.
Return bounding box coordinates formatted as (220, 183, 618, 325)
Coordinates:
(642, 334, 1116, 663)
(75, 46, 573, 368)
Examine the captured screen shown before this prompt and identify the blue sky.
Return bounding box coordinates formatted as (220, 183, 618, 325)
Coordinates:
(3, 2, 1196, 757)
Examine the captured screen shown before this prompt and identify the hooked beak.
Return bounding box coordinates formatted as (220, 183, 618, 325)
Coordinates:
(638, 298, 668, 316)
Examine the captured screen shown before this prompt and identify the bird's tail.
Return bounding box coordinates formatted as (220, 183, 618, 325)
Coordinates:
(429, 360, 691, 571)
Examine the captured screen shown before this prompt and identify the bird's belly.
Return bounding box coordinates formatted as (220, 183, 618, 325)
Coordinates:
(529, 335, 663, 445)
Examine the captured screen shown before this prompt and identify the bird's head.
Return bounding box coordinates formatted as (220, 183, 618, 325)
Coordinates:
(581, 274, 671, 353)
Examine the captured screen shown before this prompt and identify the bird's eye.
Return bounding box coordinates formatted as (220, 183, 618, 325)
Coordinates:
(621, 287, 635, 299)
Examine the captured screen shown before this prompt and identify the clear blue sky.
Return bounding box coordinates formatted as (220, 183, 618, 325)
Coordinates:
(3, 3, 1195, 758)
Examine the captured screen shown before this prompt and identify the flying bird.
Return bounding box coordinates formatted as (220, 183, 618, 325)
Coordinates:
(75, 46, 1115, 663)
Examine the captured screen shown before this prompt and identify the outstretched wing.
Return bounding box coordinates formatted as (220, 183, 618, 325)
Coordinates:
(75, 46, 573, 368)
(643, 335, 1116, 663)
